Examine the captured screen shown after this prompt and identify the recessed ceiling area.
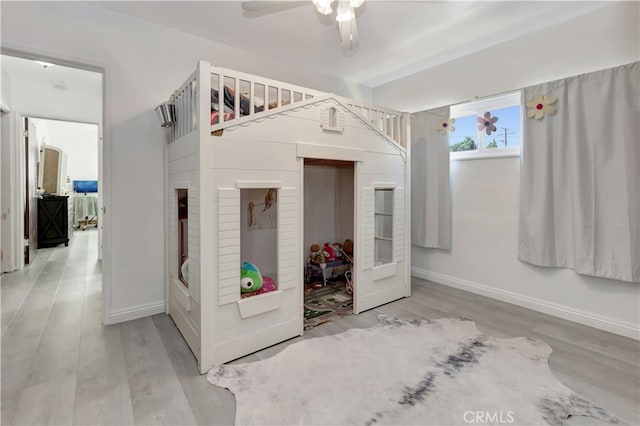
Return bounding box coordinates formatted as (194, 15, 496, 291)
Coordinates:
(92, 1, 609, 88)
(1, 54, 102, 94)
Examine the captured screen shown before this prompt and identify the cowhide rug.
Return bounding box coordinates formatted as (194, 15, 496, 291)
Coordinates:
(208, 316, 619, 425)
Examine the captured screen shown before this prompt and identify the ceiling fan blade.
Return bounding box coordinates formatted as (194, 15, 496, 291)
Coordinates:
(241, 1, 308, 17)
(338, 15, 359, 50)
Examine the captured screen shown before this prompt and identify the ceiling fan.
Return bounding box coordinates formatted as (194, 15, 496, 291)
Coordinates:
(240, 0, 366, 51)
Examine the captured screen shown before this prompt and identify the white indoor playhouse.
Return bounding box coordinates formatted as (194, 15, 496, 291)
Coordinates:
(163, 61, 411, 373)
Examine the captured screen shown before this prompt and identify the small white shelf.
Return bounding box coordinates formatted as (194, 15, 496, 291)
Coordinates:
(375, 236, 392, 241)
(236, 290, 283, 319)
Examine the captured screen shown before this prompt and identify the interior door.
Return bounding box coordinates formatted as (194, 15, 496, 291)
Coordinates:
(24, 117, 39, 264)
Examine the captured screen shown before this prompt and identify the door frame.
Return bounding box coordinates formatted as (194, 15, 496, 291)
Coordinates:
(26, 116, 102, 247)
(0, 109, 23, 272)
(24, 117, 38, 265)
(1, 45, 111, 324)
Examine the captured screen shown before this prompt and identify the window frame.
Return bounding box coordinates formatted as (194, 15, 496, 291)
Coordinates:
(449, 91, 522, 161)
(374, 187, 394, 267)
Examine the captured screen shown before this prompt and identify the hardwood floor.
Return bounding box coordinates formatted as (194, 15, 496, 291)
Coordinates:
(2, 230, 638, 425)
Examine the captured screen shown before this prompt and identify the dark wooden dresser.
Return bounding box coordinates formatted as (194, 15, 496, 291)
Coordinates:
(38, 195, 70, 248)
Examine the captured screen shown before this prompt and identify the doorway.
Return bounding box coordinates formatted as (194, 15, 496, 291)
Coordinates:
(303, 159, 355, 329)
(0, 51, 105, 312)
(30, 118, 100, 234)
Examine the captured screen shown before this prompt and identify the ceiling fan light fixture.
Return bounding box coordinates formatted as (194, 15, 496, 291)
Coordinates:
(313, 0, 334, 15)
(35, 60, 56, 69)
(335, 2, 355, 22)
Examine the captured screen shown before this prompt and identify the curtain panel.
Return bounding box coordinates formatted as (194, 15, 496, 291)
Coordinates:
(410, 107, 451, 250)
(519, 62, 639, 282)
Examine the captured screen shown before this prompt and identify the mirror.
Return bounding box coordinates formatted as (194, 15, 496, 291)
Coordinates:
(38, 145, 65, 195)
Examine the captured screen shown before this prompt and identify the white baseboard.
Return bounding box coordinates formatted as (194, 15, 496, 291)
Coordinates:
(412, 267, 639, 340)
(105, 300, 166, 325)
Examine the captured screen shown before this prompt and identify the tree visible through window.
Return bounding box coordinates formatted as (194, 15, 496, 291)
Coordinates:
(449, 115, 477, 152)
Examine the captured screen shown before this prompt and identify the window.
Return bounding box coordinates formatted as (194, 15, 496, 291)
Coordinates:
(374, 188, 393, 266)
(449, 92, 521, 160)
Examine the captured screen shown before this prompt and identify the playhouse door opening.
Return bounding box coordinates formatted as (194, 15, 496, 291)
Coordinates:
(303, 159, 355, 329)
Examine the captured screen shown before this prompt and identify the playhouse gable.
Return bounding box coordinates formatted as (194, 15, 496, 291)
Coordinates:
(214, 96, 407, 158)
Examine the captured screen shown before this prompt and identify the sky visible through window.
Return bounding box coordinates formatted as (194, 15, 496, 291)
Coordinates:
(450, 105, 520, 151)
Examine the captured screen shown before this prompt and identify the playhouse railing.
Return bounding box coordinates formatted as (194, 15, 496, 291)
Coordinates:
(169, 64, 407, 148)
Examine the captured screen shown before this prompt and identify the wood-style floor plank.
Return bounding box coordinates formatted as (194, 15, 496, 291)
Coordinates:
(9, 233, 92, 424)
(1, 249, 53, 336)
(153, 314, 236, 426)
(11, 375, 77, 426)
(119, 316, 198, 426)
(1, 246, 71, 425)
(73, 252, 135, 426)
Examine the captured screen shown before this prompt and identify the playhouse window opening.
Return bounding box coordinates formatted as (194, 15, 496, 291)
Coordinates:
(177, 189, 189, 287)
(240, 188, 279, 298)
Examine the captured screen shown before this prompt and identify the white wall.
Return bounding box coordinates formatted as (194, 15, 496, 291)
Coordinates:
(304, 166, 338, 255)
(0, 1, 372, 321)
(0, 68, 11, 108)
(31, 118, 99, 182)
(336, 167, 354, 244)
(303, 165, 354, 259)
(376, 2, 640, 336)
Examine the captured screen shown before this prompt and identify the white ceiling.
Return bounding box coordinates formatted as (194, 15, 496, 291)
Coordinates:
(92, 0, 609, 88)
(1, 54, 102, 94)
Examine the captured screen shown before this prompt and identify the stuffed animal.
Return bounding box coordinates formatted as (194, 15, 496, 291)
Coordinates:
(180, 258, 190, 285)
(240, 261, 264, 293)
(333, 242, 343, 260)
(343, 239, 353, 256)
(310, 244, 322, 264)
(323, 242, 336, 262)
(257, 276, 277, 295)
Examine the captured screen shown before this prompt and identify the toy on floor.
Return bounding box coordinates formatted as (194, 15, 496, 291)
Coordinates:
(310, 244, 324, 265)
(338, 240, 354, 294)
(344, 268, 354, 294)
(343, 239, 353, 257)
(322, 242, 336, 262)
(332, 242, 343, 260)
(180, 258, 190, 286)
(241, 261, 264, 294)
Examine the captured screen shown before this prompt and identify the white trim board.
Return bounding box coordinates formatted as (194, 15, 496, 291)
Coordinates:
(105, 301, 165, 325)
(412, 267, 640, 340)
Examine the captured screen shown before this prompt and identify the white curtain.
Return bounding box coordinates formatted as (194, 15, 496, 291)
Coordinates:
(411, 107, 451, 250)
(519, 62, 640, 282)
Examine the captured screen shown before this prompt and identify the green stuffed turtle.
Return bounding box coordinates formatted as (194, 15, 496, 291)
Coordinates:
(240, 261, 264, 293)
